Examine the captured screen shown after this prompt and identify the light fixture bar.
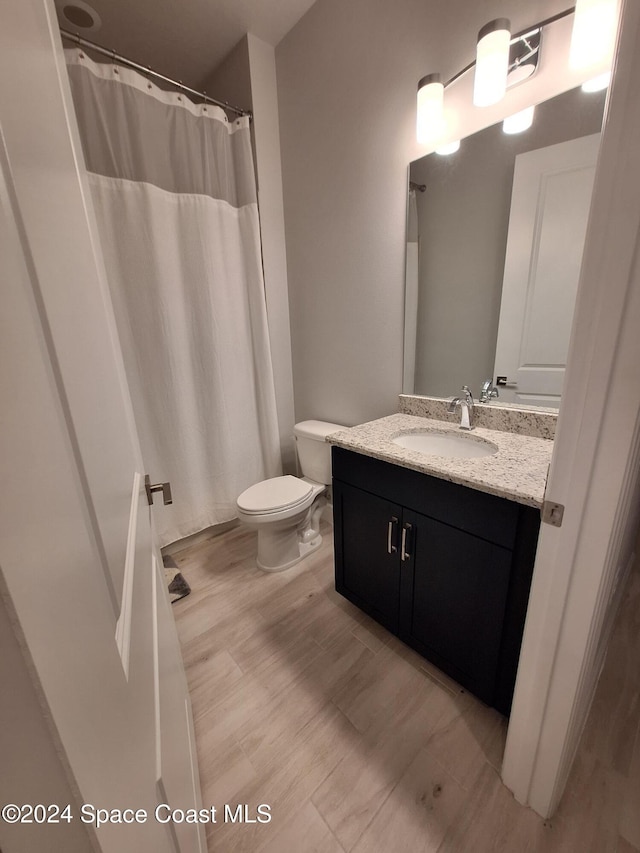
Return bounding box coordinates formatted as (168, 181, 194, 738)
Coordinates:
(415, 5, 583, 145)
(442, 7, 575, 88)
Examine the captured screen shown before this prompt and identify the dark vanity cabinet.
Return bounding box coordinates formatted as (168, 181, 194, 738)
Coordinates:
(332, 447, 540, 715)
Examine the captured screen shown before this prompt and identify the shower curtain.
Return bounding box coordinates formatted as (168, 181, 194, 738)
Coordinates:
(65, 49, 281, 545)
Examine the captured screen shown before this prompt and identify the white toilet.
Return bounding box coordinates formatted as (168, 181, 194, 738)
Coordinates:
(236, 420, 344, 572)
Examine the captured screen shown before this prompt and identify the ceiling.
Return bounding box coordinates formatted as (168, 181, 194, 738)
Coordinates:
(54, 0, 318, 89)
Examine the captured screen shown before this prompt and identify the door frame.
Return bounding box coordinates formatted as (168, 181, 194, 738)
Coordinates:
(502, 0, 640, 817)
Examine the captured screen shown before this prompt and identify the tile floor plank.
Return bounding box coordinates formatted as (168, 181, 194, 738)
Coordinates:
(351, 747, 467, 853)
(170, 522, 640, 853)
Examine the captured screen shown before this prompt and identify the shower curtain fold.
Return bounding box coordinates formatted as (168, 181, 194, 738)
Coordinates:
(66, 49, 281, 545)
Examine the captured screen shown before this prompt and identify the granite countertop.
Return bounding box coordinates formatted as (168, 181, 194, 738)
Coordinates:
(327, 413, 554, 508)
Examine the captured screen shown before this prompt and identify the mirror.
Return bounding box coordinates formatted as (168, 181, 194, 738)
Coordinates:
(404, 85, 606, 410)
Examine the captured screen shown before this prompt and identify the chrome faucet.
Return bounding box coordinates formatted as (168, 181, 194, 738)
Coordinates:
(480, 379, 499, 403)
(448, 385, 475, 430)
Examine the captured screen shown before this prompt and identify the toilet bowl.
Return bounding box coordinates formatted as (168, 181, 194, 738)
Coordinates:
(236, 421, 344, 572)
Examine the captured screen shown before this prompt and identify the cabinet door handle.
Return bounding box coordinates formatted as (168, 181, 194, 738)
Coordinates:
(401, 522, 412, 561)
(387, 516, 398, 554)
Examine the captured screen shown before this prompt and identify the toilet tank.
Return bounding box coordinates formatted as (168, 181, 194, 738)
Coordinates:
(294, 420, 344, 485)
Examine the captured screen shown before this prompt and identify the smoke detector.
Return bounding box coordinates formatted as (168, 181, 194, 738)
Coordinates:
(56, 0, 102, 33)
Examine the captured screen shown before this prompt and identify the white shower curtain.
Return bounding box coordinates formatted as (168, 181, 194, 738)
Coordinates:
(66, 49, 281, 545)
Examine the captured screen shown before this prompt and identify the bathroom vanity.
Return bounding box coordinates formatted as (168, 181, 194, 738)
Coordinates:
(329, 410, 554, 716)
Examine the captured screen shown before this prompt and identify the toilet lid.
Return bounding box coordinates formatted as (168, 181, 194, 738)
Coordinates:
(237, 475, 313, 515)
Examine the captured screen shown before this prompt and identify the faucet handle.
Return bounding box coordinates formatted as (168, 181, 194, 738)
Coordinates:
(479, 379, 499, 402)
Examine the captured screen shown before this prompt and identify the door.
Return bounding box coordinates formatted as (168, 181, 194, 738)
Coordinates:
(0, 3, 204, 851)
(334, 482, 402, 632)
(400, 511, 512, 705)
(493, 134, 600, 406)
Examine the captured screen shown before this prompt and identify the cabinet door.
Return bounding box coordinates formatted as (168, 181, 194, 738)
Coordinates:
(334, 481, 402, 633)
(400, 511, 512, 705)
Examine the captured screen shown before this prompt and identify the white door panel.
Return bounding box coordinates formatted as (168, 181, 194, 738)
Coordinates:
(0, 133, 173, 853)
(0, 0, 143, 612)
(0, 2, 204, 850)
(153, 557, 205, 853)
(494, 134, 600, 406)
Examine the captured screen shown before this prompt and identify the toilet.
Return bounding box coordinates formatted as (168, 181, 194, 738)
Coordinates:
(236, 420, 344, 572)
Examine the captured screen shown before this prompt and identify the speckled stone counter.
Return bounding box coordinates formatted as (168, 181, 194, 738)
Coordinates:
(327, 413, 554, 508)
(399, 394, 558, 440)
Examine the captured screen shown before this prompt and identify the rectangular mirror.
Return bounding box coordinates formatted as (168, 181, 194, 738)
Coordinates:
(404, 84, 606, 410)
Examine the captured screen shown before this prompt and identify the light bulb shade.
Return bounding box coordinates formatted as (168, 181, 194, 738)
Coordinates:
(474, 18, 511, 107)
(416, 73, 444, 144)
(581, 71, 611, 92)
(570, 0, 618, 71)
(435, 140, 460, 155)
(503, 105, 535, 134)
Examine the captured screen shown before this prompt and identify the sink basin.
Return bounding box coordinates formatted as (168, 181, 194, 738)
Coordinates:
(392, 430, 498, 459)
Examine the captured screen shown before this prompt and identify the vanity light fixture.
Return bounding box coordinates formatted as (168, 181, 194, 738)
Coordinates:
(503, 105, 535, 134)
(473, 18, 511, 107)
(416, 73, 445, 145)
(415, 4, 618, 147)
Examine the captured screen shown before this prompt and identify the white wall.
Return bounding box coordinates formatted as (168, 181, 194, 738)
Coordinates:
(206, 37, 297, 470)
(276, 0, 580, 426)
(247, 35, 297, 471)
(0, 595, 91, 852)
(202, 37, 253, 116)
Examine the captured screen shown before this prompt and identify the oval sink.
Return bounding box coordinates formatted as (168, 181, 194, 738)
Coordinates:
(392, 431, 498, 459)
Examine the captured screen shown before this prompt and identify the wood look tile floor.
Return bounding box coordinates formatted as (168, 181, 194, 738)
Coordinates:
(170, 522, 640, 853)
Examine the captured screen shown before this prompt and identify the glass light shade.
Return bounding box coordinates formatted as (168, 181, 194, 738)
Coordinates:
(581, 71, 611, 92)
(503, 105, 535, 134)
(570, 0, 617, 71)
(506, 63, 536, 87)
(416, 74, 444, 144)
(435, 140, 461, 155)
(473, 19, 511, 107)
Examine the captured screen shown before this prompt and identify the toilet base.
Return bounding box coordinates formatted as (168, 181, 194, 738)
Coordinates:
(257, 533, 322, 573)
(252, 495, 326, 572)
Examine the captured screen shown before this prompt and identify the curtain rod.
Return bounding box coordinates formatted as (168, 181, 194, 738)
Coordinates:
(60, 29, 252, 119)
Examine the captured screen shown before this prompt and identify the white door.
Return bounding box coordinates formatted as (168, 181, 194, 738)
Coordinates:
(0, 3, 204, 852)
(493, 134, 600, 406)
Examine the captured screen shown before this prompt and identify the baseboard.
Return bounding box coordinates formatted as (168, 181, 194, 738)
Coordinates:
(161, 519, 239, 557)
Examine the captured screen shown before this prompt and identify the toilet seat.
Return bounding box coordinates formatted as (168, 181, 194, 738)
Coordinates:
(237, 475, 313, 516)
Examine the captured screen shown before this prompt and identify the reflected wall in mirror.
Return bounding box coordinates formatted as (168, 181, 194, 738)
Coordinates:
(405, 85, 606, 410)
